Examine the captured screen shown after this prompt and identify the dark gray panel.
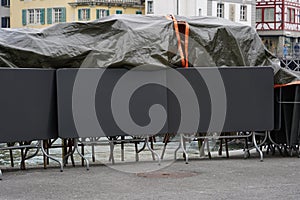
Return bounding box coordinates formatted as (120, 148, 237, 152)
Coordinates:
(169, 67, 274, 132)
(57, 68, 168, 138)
(57, 67, 274, 138)
(0, 68, 57, 143)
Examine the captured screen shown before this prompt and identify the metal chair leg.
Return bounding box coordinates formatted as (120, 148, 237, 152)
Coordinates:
(252, 132, 264, 162)
(180, 134, 189, 164)
(146, 136, 161, 165)
(40, 140, 63, 172)
(74, 139, 89, 170)
(174, 141, 181, 160)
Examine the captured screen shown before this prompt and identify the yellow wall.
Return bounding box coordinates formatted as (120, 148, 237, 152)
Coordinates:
(76, 6, 143, 22)
(11, 0, 145, 28)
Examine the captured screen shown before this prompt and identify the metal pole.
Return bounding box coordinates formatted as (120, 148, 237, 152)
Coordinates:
(177, 0, 179, 15)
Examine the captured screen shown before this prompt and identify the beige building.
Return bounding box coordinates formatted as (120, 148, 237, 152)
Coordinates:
(11, 0, 145, 28)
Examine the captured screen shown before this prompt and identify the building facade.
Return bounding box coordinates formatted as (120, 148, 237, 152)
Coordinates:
(0, 0, 10, 28)
(11, 0, 145, 28)
(145, 0, 256, 27)
(256, 0, 300, 57)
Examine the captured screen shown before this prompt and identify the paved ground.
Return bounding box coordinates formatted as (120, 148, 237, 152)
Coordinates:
(0, 153, 299, 200)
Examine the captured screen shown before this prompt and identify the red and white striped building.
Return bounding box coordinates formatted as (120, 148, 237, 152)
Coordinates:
(256, 0, 300, 56)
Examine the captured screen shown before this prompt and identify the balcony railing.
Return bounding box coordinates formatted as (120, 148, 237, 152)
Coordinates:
(69, 0, 143, 7)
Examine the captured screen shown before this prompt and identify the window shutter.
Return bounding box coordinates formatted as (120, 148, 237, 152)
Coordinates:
(136, 11, 142, 14)
(78, 9, 82, 20)
(47, 8, 52, 24)
(40, 9, 45, 25)
(106, 10, 110, 16)
(87, 9, 90, 20)
(1, 0, 5, 6)
(116, 10, 122, 14)
(22, 9, 27, 26)
(96, 9, 100, 19)
(61, 7, 66, 22)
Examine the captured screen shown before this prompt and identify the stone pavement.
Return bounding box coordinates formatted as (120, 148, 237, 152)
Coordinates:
(0, 153, 299, 200)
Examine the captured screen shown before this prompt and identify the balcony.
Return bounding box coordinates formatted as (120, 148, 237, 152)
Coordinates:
(69, 0, 143, 7)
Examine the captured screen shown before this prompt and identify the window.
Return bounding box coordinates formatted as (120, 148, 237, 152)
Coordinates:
(47, 7, 66, 24)
(136, 10, 142, 15)
(264, 8, 274, 22)
(198, 8, 202, 16)
(96, 9, 109, 19)
(229, 4, 235, 21)
(240, 5, 247, 21)
(1, 17, 10, 28)
(256, 8, 262, 22)
(28, 9, 35, 24)
(147, 1, 153, 14)
(116, 10, 123, 14)
(1, 0, 10, 7)
(36, 9, 41, 24)
(217, 3, 224, 18)
(78, 8, 90, 21)
(53, 8, 62, 23)
(287, 8, 295, 23)
(22, 9, 45, 25)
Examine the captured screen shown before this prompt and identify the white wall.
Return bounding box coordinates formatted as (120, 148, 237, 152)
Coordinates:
(197, 0, 208, 16)
(0, 5, 10, 28)
(146, 0, 202, 16)
(211, 1, 253, 26)
(145, 0, 254, 27)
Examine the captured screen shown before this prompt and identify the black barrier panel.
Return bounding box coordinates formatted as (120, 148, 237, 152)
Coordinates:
(272, 86, 300, 146)
(0, 68, 57, 143)
(57, 67, 274, 139)
(57, 68, 168, 138)
(168, 67, 274, 133)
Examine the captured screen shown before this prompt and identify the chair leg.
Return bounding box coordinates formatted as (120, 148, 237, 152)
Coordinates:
(121, 136, 125, 161)
(218, 139, 223, 156)
(225, 138, 229, 158)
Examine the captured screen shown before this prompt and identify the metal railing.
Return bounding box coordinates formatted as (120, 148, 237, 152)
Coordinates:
(75, 0, 141, 4)
(279, 57, 300, 71)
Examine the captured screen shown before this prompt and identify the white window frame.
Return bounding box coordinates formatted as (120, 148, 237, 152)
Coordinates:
(53, 8, 62, 23)
(28, 9, 35, 24)
(80, 9, 89, 21)
(240, 5, 247, 21)
(147, 1, 153, 14)
(217, 3, 224, 18)
(36, 9, 41, 24)
(27, 9, 42, 24)
(99, 9, 107, 18)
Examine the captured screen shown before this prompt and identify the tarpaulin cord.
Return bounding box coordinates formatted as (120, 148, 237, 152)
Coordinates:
(167, 14, 189, 68)
(274, 81, 300, 88)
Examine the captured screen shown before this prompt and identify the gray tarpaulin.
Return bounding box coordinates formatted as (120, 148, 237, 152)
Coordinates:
(0, 14, 298, 85)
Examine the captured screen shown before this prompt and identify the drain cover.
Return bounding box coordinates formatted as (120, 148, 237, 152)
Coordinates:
(136, 171, 199, 178)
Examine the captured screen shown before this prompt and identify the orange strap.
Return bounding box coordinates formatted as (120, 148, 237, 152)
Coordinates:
(274, 81, 300, 88)
(184, 22, 189, 68)
(171, 15, 186, 67)
(167, 14, 190, 68)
